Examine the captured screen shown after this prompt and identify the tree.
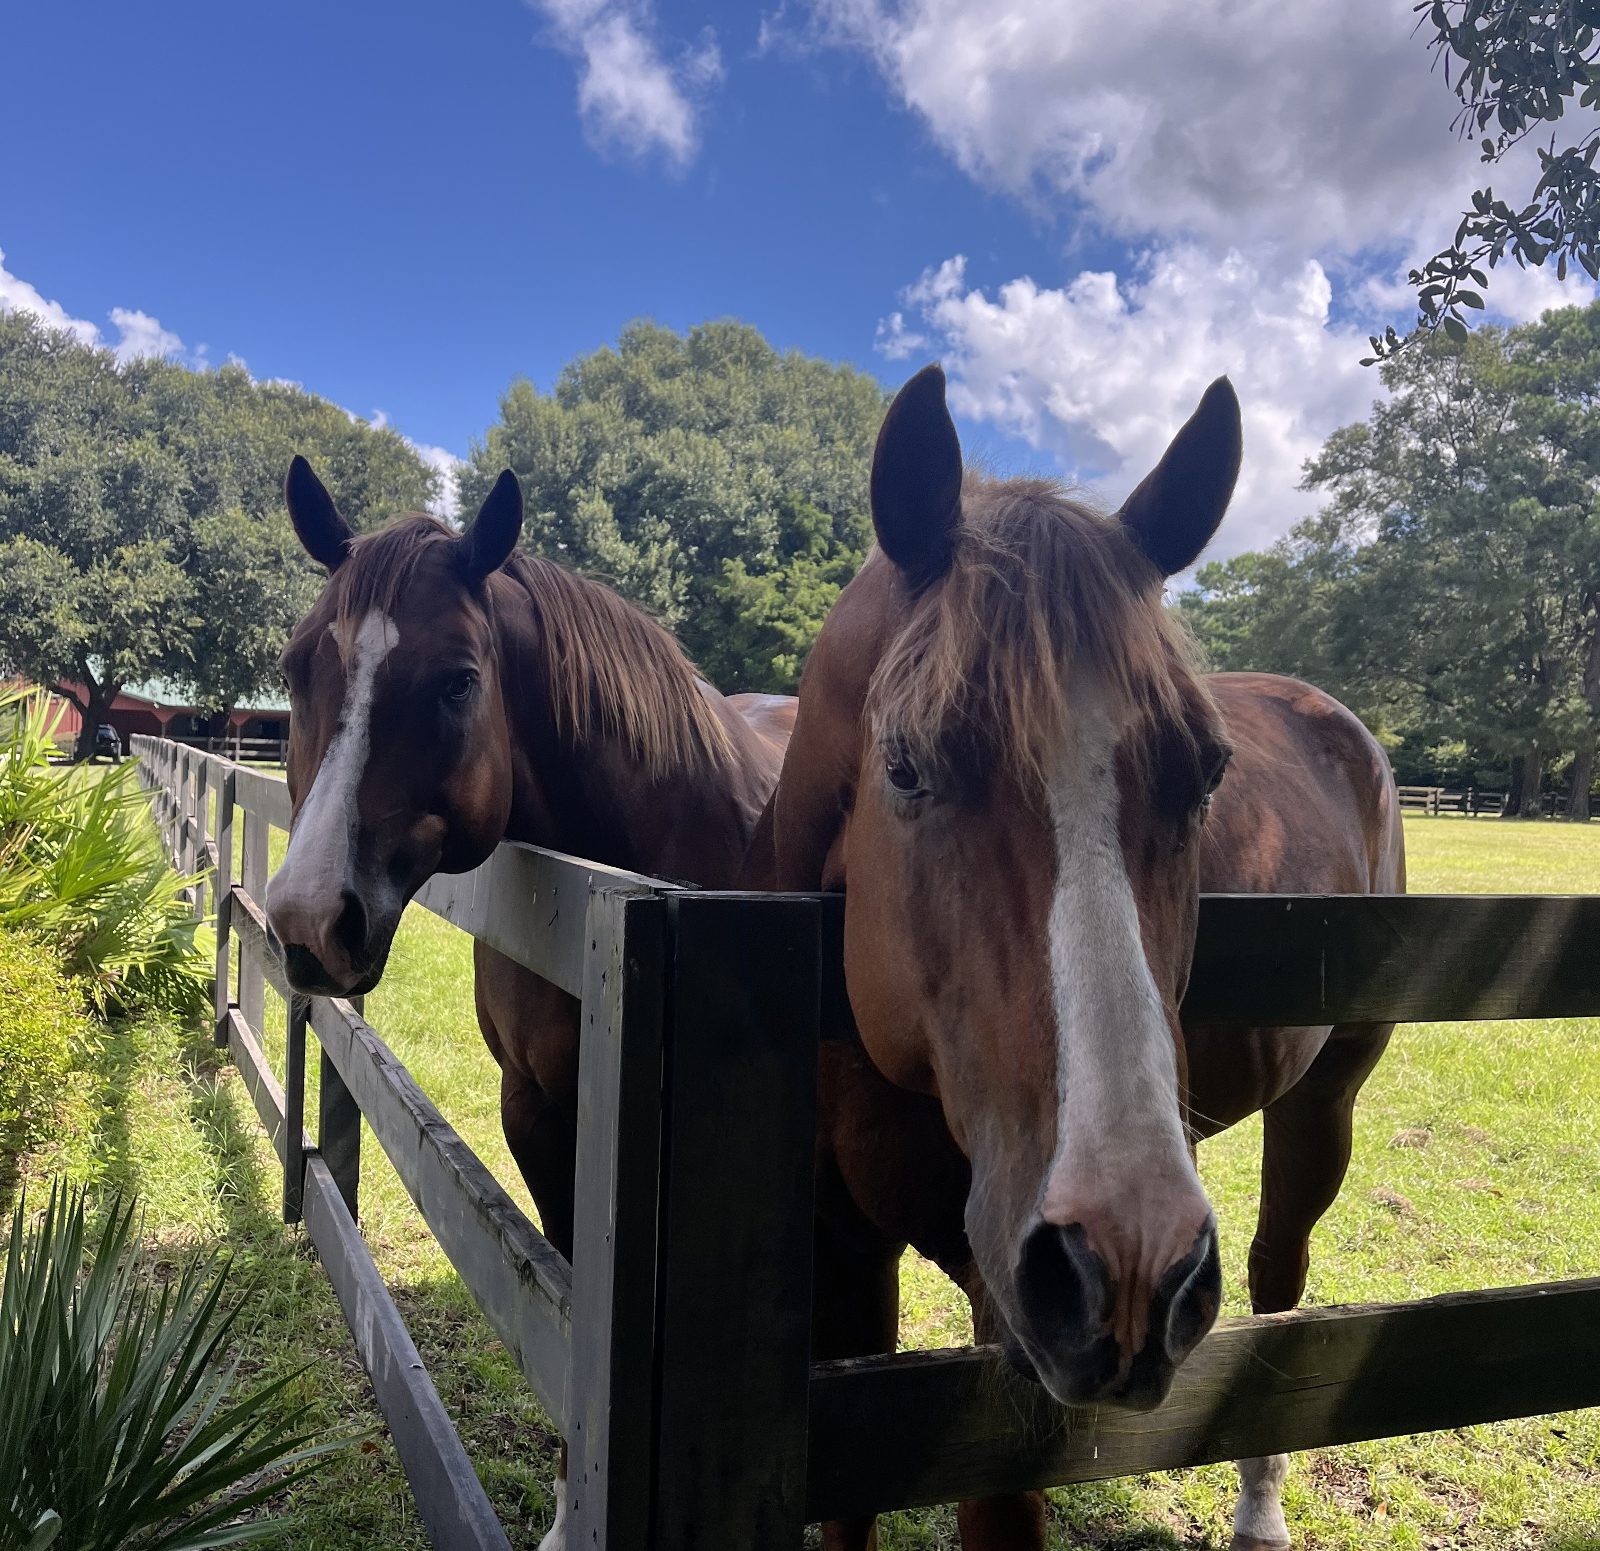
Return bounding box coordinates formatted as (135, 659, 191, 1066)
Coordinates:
(0, 314, 436, 755)
(1188, 309, 1600, 816)
(459, 320, 885, 691)
(1378, 0, 1600, 359)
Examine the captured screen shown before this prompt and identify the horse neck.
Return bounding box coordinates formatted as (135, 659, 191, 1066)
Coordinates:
(490, 575, 777, 888)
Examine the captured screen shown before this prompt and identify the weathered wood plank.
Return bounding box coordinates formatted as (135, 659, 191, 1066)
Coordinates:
(818, 893, 1600, 1040)
(567, 889, 670, 1551)
(238, 814, 270, 1035)
(223, 1006, 302, 1167)
(211, 769, 235, 1048)
(651, 893, 821, 1551)
(413, 844, 676, 999)
(1183, 893, 1600, 1024)
(234, 763, 292, 830)
(805, 1277, 1600, 1520)
(231, 889, 291, 1003)
(302, 1155, 514, 1551)
(319, 1046, 362, 1220)
(283, 995, 309, 1224)
(308, 996, 573, 1428)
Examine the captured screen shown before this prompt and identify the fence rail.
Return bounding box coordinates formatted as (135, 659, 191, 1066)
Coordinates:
(133, 734, 1600, 1549)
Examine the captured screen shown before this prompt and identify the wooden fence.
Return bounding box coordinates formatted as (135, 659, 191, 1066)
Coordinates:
(1397, 784, 1581, 818)
(134, 735, 1600, 1547)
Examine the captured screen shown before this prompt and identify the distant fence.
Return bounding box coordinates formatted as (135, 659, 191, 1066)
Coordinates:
(1397, 784, 1579, 818)
(136, 735, 1600, 1548)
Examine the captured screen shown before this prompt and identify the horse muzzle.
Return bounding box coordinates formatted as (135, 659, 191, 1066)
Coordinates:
(1007, 1215, 1222, 1411)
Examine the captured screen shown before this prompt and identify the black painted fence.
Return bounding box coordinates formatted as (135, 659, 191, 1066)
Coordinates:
(135, 736, 1600, 1548)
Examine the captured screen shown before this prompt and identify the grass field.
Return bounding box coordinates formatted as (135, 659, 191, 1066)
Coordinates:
(54, 813, 1600, 1549)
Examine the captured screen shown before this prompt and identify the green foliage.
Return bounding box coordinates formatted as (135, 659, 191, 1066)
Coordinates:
(0, 1182, 346, 1551)
(1381, 1, 1600, 358)
(0, 687, 208, 1016)
(0, 312, 438, 748)
(459, 320, 885, 691)
(1186, 303, 1600, 797)
(0, 930, 79, 1205)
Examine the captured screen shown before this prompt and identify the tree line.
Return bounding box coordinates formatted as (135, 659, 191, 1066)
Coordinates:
(0, 313, 885, 755)
(1182, 303, 1600, 818)
(7, 300, 1598, 807)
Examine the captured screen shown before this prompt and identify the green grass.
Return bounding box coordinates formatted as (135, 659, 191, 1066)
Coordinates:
(47, 812, 1600, 1549)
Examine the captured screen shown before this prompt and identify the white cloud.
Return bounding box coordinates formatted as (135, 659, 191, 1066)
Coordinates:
(529, 1, 723, 167)
(829, 0, 1600, 553)
(887, 247, 1392, 561)
(0, 248, 191, 364)
(808, 0, 1600, 260)
(107, 307, 185, 364)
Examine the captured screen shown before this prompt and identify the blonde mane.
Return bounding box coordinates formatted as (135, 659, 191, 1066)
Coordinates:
(333, 515, 733, 781)
(866, 475, 1210, 787)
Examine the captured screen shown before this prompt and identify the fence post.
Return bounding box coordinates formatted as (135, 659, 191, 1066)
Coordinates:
(238, 806, 268, 1038)
(213, 768, 236, 1048)
(567, 888, 671, 1551)
(318, 993, 362, 1220)
(192, 760, 210, 920)
(284, 993, 308, 1224)
(647, 893, 820, 1551)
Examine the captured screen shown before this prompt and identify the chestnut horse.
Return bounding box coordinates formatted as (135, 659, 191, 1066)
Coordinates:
(263, 459, 794, 1548)
(749, 367, 1404, 1551)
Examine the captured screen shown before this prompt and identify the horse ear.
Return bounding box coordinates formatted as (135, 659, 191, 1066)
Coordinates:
(285, 455, 354, 572)
(871, 364, 962, 584)
(458, 470, 524, 582)
(1118, 377, 1242, 577)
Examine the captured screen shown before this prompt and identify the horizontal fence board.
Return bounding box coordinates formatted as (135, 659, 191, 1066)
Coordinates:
(303, 1156, 513, 1551)
(817, 893, 1600, 1039)
(233, 763, 292, 829)
(806, 1277, 1600, 1520)
(223, 1006, 300, 1165)
(308, 996, 574, 1429)
(231, 889, 291, 1002)
(413, 844, 676, 999)
(1183, 894, 1600, 1024)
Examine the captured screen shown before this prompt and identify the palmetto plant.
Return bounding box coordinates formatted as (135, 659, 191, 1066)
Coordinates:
(0, 688, 208, 1017)
(0, 1185, 345, 1551)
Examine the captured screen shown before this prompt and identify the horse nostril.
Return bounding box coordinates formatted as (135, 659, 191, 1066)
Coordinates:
(1159, 1222, 1223, 1363)
(333, 889, 369, 957)
(1015, 1221, 1113, 1346)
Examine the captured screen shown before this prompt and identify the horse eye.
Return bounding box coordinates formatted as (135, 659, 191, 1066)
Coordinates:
(1205, 748, 1232, 795)
(884, 744, 927, 799)
(443, 672, 477, 705)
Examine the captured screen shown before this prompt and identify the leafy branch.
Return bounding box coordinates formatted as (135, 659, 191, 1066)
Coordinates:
(1371, 0, 1600, 362)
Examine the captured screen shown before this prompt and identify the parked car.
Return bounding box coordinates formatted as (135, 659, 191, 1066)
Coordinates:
(93, 724, 123, 762)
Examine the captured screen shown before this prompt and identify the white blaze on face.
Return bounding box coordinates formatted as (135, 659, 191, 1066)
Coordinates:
(267, 611, 398, 924)
(1041, 678, 1199, 1226)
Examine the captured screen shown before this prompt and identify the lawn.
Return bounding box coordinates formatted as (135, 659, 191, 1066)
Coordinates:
(72, 813, 1600, 1549)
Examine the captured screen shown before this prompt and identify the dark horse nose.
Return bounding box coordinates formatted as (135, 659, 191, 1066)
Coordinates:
(1013, 1217, 1221, 1409)
(269, 888, 373, 996)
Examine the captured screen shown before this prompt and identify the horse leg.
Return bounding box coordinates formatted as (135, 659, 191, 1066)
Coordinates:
(956, 1276, 1047, 1551)
(813, 1219, 903, 1551)
(1231, 1022, 1394, 1551)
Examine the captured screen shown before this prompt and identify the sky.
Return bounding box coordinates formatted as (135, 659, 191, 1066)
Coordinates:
(2, 0, 1593, 554)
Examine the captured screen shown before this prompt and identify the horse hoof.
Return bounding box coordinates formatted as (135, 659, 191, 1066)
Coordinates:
(1229, 1538, 1290, 1551)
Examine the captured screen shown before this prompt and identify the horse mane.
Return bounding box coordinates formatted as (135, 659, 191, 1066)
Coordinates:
(866, 474, 1213, 788)
(333, 515, 734, 781)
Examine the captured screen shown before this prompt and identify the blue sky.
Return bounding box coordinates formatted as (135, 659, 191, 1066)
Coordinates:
(4, 0, 1593, 551)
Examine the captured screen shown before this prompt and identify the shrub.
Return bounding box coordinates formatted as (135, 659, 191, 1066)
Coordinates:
(0, 689, 208, 1019)
(0, 1183, 347, 1551)
(0, 929, 78, 1207)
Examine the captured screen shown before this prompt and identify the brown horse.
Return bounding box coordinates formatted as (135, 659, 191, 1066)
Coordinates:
(263, 458, 795, 1548)
(748, 366, 1404, 1551)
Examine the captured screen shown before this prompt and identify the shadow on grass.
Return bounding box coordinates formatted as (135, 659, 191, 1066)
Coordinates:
(176, 1030, 561, 1548)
